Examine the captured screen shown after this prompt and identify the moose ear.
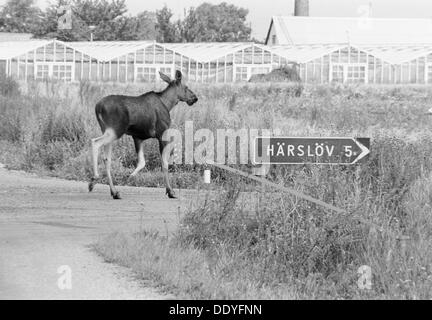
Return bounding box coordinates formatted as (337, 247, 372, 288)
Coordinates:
(159, 71, 171, 84)
(175, 70, 182, 82)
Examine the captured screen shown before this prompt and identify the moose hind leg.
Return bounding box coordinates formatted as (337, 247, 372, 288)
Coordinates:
(159, 139, 176, 199)
(89, 134, 107, 191)
(103, 142, 121, 199)
(89, 128, 116, 193)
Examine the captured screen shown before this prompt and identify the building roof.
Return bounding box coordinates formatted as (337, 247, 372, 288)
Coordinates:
(67, 41, 156, 61)
(266, 16, 432, 45)
(0, 40, 52, 59)
(357, 44, 432, 64)
(163, 42, 258, 63)
(0, 32, 33, 42)
(2, 39, 432, 67)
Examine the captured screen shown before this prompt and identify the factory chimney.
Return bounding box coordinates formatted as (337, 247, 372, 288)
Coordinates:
(294, 0, 309, 16)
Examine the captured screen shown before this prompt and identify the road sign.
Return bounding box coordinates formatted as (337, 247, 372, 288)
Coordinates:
(254, 137, 370, 165)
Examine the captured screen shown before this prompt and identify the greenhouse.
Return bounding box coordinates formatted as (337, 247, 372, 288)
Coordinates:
(0, 40, 169, 83)
(2, 39, 432, 84)
(0, 40, 289, 83)
(270, 44, 432, 84)
(0, 39, 101, 82)
(359, 45, 432, 84)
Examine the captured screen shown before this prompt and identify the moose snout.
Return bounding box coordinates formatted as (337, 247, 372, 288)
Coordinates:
(188, 95, 198, 105)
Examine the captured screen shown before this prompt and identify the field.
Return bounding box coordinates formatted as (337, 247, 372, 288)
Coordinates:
(1, 75, 432, 299)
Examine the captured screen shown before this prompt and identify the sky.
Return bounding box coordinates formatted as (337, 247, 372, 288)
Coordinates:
(2, 0, 432, 40)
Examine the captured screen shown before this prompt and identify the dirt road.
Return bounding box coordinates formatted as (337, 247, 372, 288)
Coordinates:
(0, 166, 198, 300)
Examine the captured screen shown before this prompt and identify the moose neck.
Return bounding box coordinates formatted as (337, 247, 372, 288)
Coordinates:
(159, 85, 179, 112)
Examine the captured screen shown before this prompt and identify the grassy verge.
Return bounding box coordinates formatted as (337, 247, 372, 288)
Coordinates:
(94, 146, 432, 299)
(94, 231, 301, 299)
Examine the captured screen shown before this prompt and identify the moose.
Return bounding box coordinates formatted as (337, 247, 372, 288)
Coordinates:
(88, 70, 198, 199)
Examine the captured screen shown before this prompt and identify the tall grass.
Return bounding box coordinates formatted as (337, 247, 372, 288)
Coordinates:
(172, 133, 432, 299)
(2, 78, 432, 177)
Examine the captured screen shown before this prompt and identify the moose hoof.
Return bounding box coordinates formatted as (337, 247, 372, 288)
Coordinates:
(166, 188, 177, 199)
(88, 178, 97, 192)
(111, 191, 121, 200)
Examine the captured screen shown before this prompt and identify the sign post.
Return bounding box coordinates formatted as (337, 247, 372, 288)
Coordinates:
(254, 137, 370, 165)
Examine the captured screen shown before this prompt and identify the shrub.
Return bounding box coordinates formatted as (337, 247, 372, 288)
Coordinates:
(0, 74, 20, 97)
(249, 65, 302, 83)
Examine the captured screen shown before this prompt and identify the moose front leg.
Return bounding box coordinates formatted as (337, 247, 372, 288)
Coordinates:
(130, 138, 146, 178)
(103, 143, 121, 199)
(158, 139, 176, 199)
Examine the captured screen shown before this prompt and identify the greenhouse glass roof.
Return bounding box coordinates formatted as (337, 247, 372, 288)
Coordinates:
(163, 42, 259, 63)
(67, 41, 156, 61)
(268, 44, 347, 64)
(0, 40, 52, 59)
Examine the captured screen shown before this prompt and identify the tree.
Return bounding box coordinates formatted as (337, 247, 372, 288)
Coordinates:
(179, 7, 199, 42)
(155, 5, 180, 43)
(72, 0, 126, 28)
(1, 1, 252, 42)
(0, 0, 43, 33)
(180, 2, 251, 42)
(33, 0, 157, 41)
(90, 12, 156, 41)
(135, 11, 157, 40)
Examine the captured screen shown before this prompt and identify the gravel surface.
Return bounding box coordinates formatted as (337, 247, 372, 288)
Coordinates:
(0, 166, 199, 300)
